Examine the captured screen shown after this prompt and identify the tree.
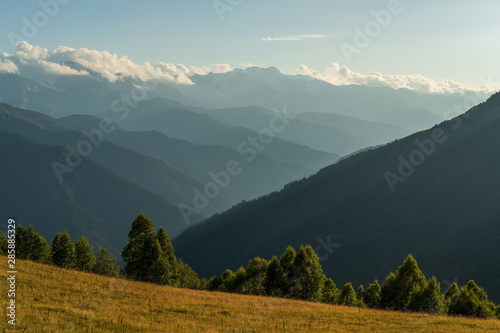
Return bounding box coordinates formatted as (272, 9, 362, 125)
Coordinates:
(30, 233, 52, 264)
(51, 231, 75, 268)
(0, 230, 7, 254)
(339, 283, 358, 306)
(380, 255, 426, 311)
(74, 236, 95, 272)
(243, 257, 268, 295)
(219, 269, 236, 292)
(156, 227, 178, 285)
(15, 225, 51, 263)
(357, 285, 366, 306)
(264, 256, 282, 296)
(279, 246, 297, 297)
(93, 248, 120, 277)
(448, 281, 496, 318)
(177, 259, 201, 289)
(16, 225, 35, 259)
(287, 245, 325, 301)
(321, 277, 339, 304)
(122, 213, 156, 279)
(364, 280, 381, 309)
(444, 282, 460, 304)
(408, 276, 444, 313)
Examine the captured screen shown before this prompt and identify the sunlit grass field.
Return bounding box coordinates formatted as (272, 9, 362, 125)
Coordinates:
(2, 259, 499, 332)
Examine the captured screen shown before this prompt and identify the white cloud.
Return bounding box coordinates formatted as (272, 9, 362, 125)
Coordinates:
(213, 63, 233, 73)
(0, 42, 230, 85)
(0, 59, 18, 74)
(295, 63, 492, 94)
(262, 34, 327, 41)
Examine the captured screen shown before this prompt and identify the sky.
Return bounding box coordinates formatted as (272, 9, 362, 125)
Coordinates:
(1, 0, 499, 90)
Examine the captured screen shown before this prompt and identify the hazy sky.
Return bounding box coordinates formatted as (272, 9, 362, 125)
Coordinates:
(1, 0, 499, 88)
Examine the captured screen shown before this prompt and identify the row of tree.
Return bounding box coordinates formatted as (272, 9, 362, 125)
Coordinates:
(2, 213, 499, 319)
(0, 225, 120, 277)
(205, 246, 499, 319)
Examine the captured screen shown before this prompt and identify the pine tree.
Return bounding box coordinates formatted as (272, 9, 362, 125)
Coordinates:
(357, 285, 366, 306)
(156, 227, 178, 285)
(0, 230, 7, 254)
(448, 281, 496, 318)
(381, 255, 426, 311)
(31, 233, 52, 264)
(122, 213, 156, 280)
(408, 276, 444, 313)
(93, 248, 120, 277)
(51, 231, 75, 268)
(364, 280, 381, 308)
(339, 283, 358, 306)
(177, 259, 201, 289)
(74, 236, 95, 272)
(321, 277, 339, 304)
(444, 282, 460, 304)
(16, 225, 35, 259)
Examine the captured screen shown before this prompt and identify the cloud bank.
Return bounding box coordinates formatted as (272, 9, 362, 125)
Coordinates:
(0, 42, 233, 85)
(295, 63, 494, 94)
(1, 42, 493, 95)
(262, 34, 327, 41)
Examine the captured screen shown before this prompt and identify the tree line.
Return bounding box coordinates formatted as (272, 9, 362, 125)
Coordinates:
(1, 213, 499, 319)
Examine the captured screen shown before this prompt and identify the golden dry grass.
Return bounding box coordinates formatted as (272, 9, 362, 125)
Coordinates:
(1, 259, 499, 332)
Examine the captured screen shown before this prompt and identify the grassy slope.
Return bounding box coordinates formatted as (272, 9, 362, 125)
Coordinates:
(2, 259, 499, 332)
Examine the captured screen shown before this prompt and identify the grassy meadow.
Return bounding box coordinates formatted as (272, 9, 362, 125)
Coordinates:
(2, 259, 500, 332)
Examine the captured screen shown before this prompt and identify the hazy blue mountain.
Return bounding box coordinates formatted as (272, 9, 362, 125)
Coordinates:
(100, 97, 340, 165)
(204, 106, 374, 155)
(59, 114, 325, 209)
(295, 112, 411, 146)
(173, 92, 500, 302)
(172, 67, 468, 132)
(0, 103, 229, 217)
(0, 131, 189, 259)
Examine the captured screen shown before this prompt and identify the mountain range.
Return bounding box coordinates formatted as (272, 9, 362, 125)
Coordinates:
(173, 92, 500, 302)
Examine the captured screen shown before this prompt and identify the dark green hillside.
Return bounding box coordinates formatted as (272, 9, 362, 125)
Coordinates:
(174, 92, 500, 302)
(0, 131, 188, 257)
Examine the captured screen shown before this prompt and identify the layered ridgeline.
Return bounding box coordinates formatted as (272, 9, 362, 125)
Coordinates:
(174, 92, 500, 302)
(0, 66, 476, 155)
(0, 102, 335, 254)
(0, 131, 188, 257)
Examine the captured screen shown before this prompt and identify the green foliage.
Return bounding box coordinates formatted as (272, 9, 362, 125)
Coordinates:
(380, 255, 426, 311)
(242, 257, 268, 295)
(74, 236, 95, 272)
(339, 283, 358, 306)
(321, 277, 339, 304)
(93, 248, 120, 277)
(51, 231, 75, 268)
(177, 259, 201, 289)
(264, 256, 282, 297)
(122, 213, 156, 280)
(357, 285, 365, 305)
(218, 269, 237, 292)
(408, 276, 444, 313)
(444, 282, 460, 303)
(156, 227, 179, 285)
(448, 281, 496, 318)
(364, 280, 381, 309)
(293, 246, 325, 301)
(30, 232, 52, 264)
